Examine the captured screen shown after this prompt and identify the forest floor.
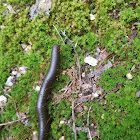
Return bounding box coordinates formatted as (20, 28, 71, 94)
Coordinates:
(0, 0, 140, 140)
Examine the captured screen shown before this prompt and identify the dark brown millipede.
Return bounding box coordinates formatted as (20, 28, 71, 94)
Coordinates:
(37, 44, 60, 140)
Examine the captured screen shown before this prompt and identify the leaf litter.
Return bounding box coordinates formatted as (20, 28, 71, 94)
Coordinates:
(53, 46, 113, 139)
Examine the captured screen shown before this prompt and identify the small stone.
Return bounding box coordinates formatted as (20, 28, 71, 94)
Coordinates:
(60, 120, 65, 124)
(21, 43, 27, 49)
(84, 56, 98, 66)
(5, 76, 14, 86)
(19, 66, 27, 74)
(0, 95, 7, 107)
(126, 73, 133, 79)
(3, 3, 15, 13)
(25, 45, 32, 54)
(33, 131, 37, 135)
(78, 93, 83, 97)
(90, 14, 95, 20)
(59, 136, 65, 140)
(82, 72, 85, 77)
(136, 91, 140, 98)
(0, 25, 6, 29)
(32, 131, 38, 140)
(101, 114, 104, 119)
(34, 86, 41, 91)
(92, 92, 99, 98)
(132, 68, 138, 73)
(91, 123, 94, 126)
(11, 71, 17, 75)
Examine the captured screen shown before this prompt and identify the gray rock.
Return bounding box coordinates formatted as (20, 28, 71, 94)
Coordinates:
(0, 95, 7, 107)
(136, 91, 140, 98)
(29, 0, 52, 19)
(11, 71, 17, 76)
(5, 76, 14, 86)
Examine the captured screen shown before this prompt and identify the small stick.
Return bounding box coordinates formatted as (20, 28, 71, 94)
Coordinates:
(0, 117, 27, 126)
(56, 78, 75, 104)
(53, 24, 65, 45)
(63, 78, 75, 95)
(56, 30, 82, 84)
(87, 107, 92, 140)
(88, 128, 92, 140)
(72, 100, 77, 140)
(73, 42, 82, 84)
(74, 102, 82, 109)
(87, 107, 91, 127)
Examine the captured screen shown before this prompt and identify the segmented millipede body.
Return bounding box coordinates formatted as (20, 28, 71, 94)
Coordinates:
(37, 44, 60, 140)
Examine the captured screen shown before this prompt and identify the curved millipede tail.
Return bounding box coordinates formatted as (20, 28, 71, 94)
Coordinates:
(37, 44, 60, 140)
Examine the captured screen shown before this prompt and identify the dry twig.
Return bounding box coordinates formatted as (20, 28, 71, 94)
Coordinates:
(56, 78, 75, 104)
(87, 107, 92, 140)
(0, 117, 27, 126)
(73, 41, 82, 84)
(87, 107, 91, 126)
(63, 78, 75, 95)
(72, 100, 77, 140)
(53, 24, 65, 44)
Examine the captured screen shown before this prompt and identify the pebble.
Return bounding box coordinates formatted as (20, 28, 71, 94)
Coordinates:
(60, 120, 65, 124)
(19, 66, 27, 74)
(0, 25, 6, 29)
(21, 43, 27, 49)
(84, 56, 98, 66)
(5, 76, 14, 86)
(101, 114, 104, 119)
(25, 45, 32, 54)
(34, 86, 41, 91)
(82, 72, 85, 77)
(90, 14, 96, 20)
(0, 95, 7, 107)
(136, 91, 140, 98)
(33, 131, 37, 135)
(11, 70, 17, 75)
(126, 73, 133, 79)
(92, 92, 99, 98)
(59, 136, 65, 140)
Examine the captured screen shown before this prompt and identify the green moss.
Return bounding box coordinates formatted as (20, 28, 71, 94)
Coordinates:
(0, 3, 73, 139)
(48, 100, 73, 139)
(95, 66, 140, 139)
(49, 0, 91, 36)
(2, 0, 35, 7)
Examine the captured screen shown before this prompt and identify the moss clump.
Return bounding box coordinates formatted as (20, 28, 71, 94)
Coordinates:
(2, 0, 35, 7)
(0, 3, 73, 139)
(91, 66, 140, 140)
(49, 0, 91, 36)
